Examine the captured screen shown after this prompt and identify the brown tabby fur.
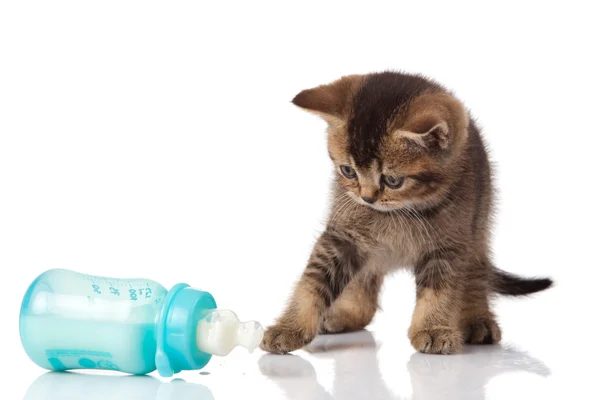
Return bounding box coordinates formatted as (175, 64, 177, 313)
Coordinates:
(260, 71, 553, 355)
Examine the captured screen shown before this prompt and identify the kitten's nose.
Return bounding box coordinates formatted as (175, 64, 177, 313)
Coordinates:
(361, 196, 375, 204)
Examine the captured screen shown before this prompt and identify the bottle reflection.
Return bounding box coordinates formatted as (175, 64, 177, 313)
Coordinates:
(259, 330, 550, 400)
(25, 371, 214, 400)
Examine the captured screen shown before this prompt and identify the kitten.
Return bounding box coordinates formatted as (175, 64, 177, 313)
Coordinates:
(260, 71, 553, 355)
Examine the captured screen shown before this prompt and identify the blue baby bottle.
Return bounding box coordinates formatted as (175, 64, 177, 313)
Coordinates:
(19, 269, 264, 377)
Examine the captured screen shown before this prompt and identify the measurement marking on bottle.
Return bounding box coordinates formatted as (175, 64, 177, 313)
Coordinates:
(47, 349, 112, 358)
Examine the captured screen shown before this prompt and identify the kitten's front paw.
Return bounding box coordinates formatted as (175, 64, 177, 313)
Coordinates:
(260, 324, 315, 354)
(409, 327, 462, 355)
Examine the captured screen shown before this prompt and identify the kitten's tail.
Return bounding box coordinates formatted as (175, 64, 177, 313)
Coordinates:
(493, 269, 554, 296)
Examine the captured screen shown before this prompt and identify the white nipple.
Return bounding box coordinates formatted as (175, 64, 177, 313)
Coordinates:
(196, 309, 264, 357)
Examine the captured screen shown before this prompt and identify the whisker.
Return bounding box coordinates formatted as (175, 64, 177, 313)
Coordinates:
(328, 194, 357, 226)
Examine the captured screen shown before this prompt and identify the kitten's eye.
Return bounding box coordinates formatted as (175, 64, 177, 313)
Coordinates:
(383, 175, 405, 189)
(340, 165, 357, 179)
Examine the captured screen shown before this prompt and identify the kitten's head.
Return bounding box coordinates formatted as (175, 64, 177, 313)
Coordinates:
(292, 72, 470, 212)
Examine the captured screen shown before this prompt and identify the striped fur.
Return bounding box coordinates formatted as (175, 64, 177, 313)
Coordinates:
(260, 71, 553, 355)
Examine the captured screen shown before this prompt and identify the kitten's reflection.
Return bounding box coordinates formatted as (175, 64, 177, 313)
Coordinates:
(259, 330, 549, 400)
(25, 371, 214, 400)
(407, 343, 550, 399)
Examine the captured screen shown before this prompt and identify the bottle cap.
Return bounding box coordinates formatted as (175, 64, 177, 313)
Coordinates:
(155, 284, 217, 377)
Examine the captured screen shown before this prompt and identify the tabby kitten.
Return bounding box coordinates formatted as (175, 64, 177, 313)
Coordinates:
(261, 71, 553, 355)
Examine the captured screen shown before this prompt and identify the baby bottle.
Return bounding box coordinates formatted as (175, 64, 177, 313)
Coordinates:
(19, 269, 264, 377)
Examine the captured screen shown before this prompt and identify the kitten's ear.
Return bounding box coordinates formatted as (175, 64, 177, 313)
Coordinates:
(292, 75, 363, 127)
(421, 120, 451, 149)
(397, 93, 469, 150)
(393, 118, 451, 149)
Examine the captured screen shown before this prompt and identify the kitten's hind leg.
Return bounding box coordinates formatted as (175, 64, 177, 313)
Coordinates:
(462, 312, 501, 344)
(460, 260, 502, 345)
(319, 272, 383, 334)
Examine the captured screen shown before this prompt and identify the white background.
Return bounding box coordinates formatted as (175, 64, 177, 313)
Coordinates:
(1, 1, 598, 399)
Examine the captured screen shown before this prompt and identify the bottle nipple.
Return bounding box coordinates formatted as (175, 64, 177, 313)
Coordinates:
(196, 309, 264, 357)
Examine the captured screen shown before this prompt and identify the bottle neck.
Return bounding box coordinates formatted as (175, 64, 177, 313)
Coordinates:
(154, 284, 217, 378)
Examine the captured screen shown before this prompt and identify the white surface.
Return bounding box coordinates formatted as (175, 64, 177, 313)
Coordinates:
(1, 1, 599, 399)
(14, 323, 597, 399)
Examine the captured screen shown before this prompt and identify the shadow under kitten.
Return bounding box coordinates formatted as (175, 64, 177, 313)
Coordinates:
(259, 330, 550, 400)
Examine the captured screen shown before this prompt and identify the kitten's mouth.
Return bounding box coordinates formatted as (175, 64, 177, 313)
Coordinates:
(358, 199, 397, 212)
(366, 203, 396, 212)
(346, 193, 401, 212)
